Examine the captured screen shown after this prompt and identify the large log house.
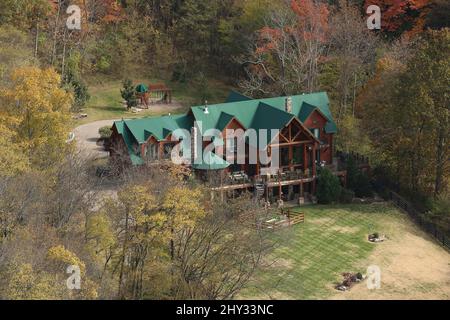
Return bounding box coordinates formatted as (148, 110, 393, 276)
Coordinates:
(110, 91, 346, 202)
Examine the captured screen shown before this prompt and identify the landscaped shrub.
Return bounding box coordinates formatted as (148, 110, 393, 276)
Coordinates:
(354, 172, 373, 198)
(99, 126, 113, 139)
(339, 188, 354, 203)
(316, 168, 342, 204)
(346, 156, 358, 190)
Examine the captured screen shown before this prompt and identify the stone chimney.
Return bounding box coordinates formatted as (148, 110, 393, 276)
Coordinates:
(191, 126, 198, 164)
(285, 97, 292, 113)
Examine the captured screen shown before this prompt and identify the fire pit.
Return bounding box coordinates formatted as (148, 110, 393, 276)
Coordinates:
(368, 232, 386, 243)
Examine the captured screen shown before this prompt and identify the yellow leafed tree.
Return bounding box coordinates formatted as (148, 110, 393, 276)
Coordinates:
(0, 66, 73, 170)
(0, 121, 28, 176)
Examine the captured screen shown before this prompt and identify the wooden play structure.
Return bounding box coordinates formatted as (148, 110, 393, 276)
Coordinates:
(148, 83, 172, 104)
(134, 83, 173, 109)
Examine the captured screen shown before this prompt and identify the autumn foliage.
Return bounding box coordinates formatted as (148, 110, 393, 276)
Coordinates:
(364, 0, 431, 37)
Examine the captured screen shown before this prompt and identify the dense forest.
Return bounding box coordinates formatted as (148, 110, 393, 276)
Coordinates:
(0, 0, 448, 299)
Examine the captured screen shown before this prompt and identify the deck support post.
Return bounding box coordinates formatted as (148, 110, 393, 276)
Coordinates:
(288, 185, 293, 201)
(312, 144, 317, 194)
(278, 170, 282, 200)
(303, 144, 307, 172)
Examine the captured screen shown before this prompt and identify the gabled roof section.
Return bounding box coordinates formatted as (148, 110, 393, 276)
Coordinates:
(120, 114, 192, 143)
(298, 102, 317, 122)
(297, 101, 337, 133)
(192, 151, 230, 170)
(191, 100, 260, 134)
(251, 102, 294, 131)
(112, 119, 143, 165)
(112, 113, 193, 165)
(216, 112, 236, 132)
(249, 102, 295, 149)
(325, 121, 337, 134)
(226, 90, 252, 103)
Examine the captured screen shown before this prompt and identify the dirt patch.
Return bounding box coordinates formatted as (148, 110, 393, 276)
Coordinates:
(238, 289, 295, 300)
(269, 257, 295, 270)
(329, 225, 360, 234)
(331, 220, 450, 300)
(309, 217, 335, 225)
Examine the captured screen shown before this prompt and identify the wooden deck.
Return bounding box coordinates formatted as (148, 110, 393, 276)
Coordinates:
(211, 182, 253, 191)
(209, 169, 351, 192)
(266, 176, 315, 187)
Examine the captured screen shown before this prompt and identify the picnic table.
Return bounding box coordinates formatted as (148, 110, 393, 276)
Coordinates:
(229, 171, 249, 183)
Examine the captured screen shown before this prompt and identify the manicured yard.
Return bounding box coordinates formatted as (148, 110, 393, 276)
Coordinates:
(241, 203, 450, 300)
(73, 76, 232, 126)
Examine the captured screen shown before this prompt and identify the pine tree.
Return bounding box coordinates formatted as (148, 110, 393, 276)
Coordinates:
(317, 168, 342, 204)
(120, 79, 137, 110)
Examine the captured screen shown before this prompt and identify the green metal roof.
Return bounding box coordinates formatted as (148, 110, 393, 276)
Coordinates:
(298, 102, 317, 122)
(123, 114, 192, 143)
(112, 120, 143, 165)
(226, 90, 252, 103)
(192, 151, 230, 170)
(113, 114, 192, 165)
(216, 112, 235, 131)
(112, 91, 337, 166)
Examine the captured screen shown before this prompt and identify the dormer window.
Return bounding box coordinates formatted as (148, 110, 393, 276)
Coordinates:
(312, 128, 320, 139)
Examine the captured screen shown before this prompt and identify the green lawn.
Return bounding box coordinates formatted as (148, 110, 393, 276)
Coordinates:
(241, 203, 405, 300)
(73, 76, 232, 126)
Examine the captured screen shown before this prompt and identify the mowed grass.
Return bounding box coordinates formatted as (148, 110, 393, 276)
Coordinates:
(73, 76, 232, 126)
(241, 203, 404, 300)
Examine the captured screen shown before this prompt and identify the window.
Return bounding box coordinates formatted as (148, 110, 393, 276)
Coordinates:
(162, 142, 177, 159)
(226, 137, 238, 153)
(148, 143, 158, 160)
(313, 128, 320, 139)
(293, 147, 303, 165)
(280, 147, 289, 167)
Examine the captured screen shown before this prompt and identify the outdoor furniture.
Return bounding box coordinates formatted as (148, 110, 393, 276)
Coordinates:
(229, 171, 248, 183)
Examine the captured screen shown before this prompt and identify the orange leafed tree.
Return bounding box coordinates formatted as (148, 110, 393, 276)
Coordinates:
(246, 0, 329, 94)
(98, 0, 124, 23)
(364, 0, 431, 37)
(290, 0, 329, 42)
(258, 0, 329, 51)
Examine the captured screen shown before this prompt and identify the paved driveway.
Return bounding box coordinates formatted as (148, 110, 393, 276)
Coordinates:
(73, 119, 120, 160)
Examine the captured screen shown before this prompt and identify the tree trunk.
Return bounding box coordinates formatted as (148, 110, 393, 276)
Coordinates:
(118, 209, 130, 298)
(61, 29, 68, 82)
(51, 0, 62, 65)
(434, 127, 446, 197)
(34, 23, 39, 57)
